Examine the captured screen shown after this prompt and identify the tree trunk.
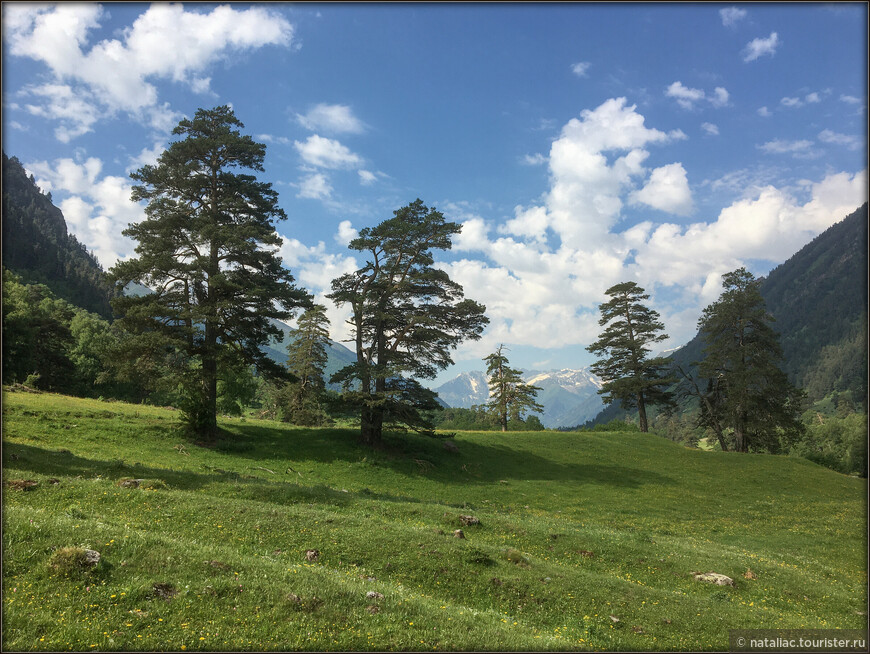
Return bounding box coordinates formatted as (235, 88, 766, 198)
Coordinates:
(637, 391, 649, 432)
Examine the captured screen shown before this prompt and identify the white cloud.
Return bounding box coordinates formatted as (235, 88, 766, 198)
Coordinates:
(522, 153, 547, 166)
(296, 172, 333, 200)
(818, 129, 863, 150)
(335, 220, 358, 245)
(666, 81, 705, 109)
(743, 32, 780, 62)
(720, 7, 748, 27)
(4, 3, 294, 139)
(840, 94, 862, 104)
(757, 106, 772, 117)
(805, 92, 821, 104)
(780, 96, 802, 108)
(665, 81, 729, 109)
(571, 61, 591, 77)
(294, 135, 362, 169)
(757, 139, 815, 155)
(296, 103, 365, 134)
(630, 163, 694, 216)
(701, 122, 719, 136)
(358, 170, 377, 185)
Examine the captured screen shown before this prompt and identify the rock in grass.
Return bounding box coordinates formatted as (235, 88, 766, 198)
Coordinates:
(49, 547, 100, 574)
(443, 440, 459, 453)
(453, 529, 465, 539)
(305, 549, 320, 562)
(366, 591, 384, 600)
(459, 515, 480, 527)
(117, 478, 143, 488)
(152, 582, 178, 601)
(743, 568, 758, 580)
(6, 479, 38, 491)
(366, 604, 380, 614)
(692, 571, 735, 587)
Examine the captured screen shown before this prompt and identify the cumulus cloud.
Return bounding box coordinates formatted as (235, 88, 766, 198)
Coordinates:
(335, 220, 358, 245)
(630, 163, 694, 216)
(434, 98, 867, 359)
(757, 106, 772, 117)
(666, 82, 730, 109)
(296, 103, 365, 134)
(743, 32, 780, 62)
(296, 172, 333, 199)
(720, 6, 747, 27)
(294, 135, 362, 169)
(571, 61, 591, 77)
(4, 4, 294, 139)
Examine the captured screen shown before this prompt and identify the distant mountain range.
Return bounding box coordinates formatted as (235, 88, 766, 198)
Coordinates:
(434, 367, 604, 429)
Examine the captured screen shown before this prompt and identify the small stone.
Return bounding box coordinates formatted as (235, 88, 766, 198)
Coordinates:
(305, 549, 319, 562)
(366, 591, 384, 600)
(152, 582, 177, 601)
(459, 515, 479, 527)
(692, 571, 735, 587)
(443, 440, 459, 453)
(578, 549, 595, 558)
(366, 605, 380, 614)
(743, 568, 757, 580)
(453, 529, 465, 539)
(83, 549, 101, 566)
(609, 615, 620, 623)
(632, 626, 645, 634)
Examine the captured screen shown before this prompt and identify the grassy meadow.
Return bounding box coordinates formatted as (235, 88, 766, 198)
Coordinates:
(2, 390, 867, 651)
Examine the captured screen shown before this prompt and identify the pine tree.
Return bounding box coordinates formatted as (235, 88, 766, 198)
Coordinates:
(328, 199, 488, 446)
(586, 281, 674, 432)
(696, 268, 804, 452)
(484, 344, 543, 431)
(283, 304, 331, 425)
(109, 106, 310, 440)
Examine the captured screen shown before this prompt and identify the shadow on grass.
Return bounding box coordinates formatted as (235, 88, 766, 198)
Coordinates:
(213, 423, 676, 490)
(2, 442, 429, 508)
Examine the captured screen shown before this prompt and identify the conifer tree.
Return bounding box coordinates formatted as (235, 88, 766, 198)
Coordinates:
(696, 268, 804, 452)
(328, 199, 488, 446)
(484, 344, 543, 431)
(109, 106, 310, 440)
(587, 281, 674, 432)
(283, 304, 331, 425)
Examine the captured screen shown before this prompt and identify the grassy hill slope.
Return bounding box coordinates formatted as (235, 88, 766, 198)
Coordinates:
(2, 392, 866, 651)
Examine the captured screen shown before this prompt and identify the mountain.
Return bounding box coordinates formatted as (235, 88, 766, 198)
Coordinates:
(2, 151, 115, 318)
(589, 202, 869, 426)
(433, 370, 490, 408)
(434, 367, 604, 428)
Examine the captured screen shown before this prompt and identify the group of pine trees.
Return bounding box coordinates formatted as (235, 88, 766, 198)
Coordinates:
(2, 105, 816, 460)
(586, 274, 805, 454)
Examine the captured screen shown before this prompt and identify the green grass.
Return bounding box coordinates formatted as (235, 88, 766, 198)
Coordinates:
(2, 390, 867, 651)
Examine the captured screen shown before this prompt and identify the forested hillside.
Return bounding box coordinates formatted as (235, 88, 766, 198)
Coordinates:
(591, 203, 868, 430)
(2, 152, 115, 318)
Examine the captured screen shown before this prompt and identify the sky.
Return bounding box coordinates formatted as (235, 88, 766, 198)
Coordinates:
(2, 2, 867, 387)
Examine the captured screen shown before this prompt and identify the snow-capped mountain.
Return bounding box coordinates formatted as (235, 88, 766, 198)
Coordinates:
(434, 367, 604, 429)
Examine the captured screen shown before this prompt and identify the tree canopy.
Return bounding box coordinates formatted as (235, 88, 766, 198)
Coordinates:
(328, 199, 488, 446)
(109, 106, 310, 439)
(586, 281, 674, 432)
(694, 268, 804, 452)
(484, 344, 543, 432)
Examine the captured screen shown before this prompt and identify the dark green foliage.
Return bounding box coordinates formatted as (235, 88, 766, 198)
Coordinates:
(281, 304, 332, 425)
(484, 345, 543, 431)
(328, 199, 489, 446)
(428, 405, 546, 431)
(587, 281, 675, 432)
(2, 152, 115, 318)
(2, 269, 76, 390)
(694, 268, 805, 453)
(108, 106, 310, 439)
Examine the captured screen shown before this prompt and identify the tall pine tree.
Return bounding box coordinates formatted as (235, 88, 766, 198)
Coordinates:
(283, 304, 331, 425)
(484, 344, 543, 431)
(328, 199, 488, 446)
(696, 268, 804, 453)
(109, 106, 310, 440)
(586, 281, 674, 432)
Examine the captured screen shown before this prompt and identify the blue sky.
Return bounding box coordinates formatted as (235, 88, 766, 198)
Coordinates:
(2, 2, 867, 386)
